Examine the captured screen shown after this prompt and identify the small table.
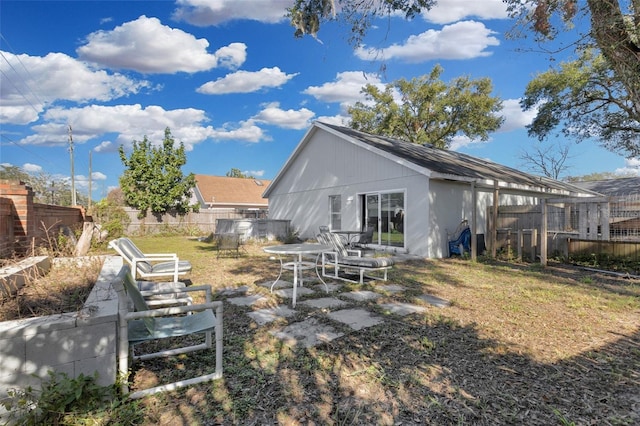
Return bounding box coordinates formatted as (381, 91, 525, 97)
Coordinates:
(332, 230, 365, 247)
(263, 243, 331, 307)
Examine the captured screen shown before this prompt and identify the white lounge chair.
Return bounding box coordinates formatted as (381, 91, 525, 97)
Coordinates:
(320, 231, 395, 284)
(108, 237, 192, 282)
(114, 265, 223, 399)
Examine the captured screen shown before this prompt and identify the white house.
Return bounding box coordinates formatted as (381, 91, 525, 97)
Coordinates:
(263, 122, 595, 258)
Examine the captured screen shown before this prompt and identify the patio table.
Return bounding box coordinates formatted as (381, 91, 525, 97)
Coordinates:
(263, 243, 331, 307)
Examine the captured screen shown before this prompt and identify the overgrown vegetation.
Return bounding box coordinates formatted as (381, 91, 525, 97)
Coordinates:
(0, 256, 103, 321)
(1, 371, 142, 425)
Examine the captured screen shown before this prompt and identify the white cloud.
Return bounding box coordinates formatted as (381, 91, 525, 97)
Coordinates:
(172, 0, 290, 26)
(423, 0, 509, 24)
(356, 21, 500, 62)
(197, 67, 298, 94)
(303, 71, 384, 108)
(251, 102, 315, 129)
(615, 158, 640, 176)
(77, 15, 246, 73)
(22, 163, 43, 173)
(449, 135, 487, 151)
(15, 103, 270, 150)
(499, 98, 536, 132)
(246, 169, 265, 177)
(315, 115, 351, 126)
(91, 171, 107, 180)
(209, 120, 267, 143)
(0, 51, 151, 125)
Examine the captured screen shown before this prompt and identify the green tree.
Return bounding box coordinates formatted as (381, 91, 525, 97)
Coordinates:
(347, 65, 504, 148)
(225, 168, 252, 178)
(521, 49, 640, 157)
(507, 0, 640, 155)
(118, 127, 197, 219)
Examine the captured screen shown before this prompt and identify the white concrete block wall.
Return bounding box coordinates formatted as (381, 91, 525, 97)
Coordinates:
(0, 256, 123, 406)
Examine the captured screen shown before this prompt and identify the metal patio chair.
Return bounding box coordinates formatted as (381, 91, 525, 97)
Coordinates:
(114, 265, 223, 399)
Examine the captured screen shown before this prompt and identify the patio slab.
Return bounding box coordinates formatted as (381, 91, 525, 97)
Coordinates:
(341, 290, 381, 302)
(216, 285, 252, 297)
(376, 284, 406, 294)
(226, 294, 270, 307)
(247, 305, 296, 325)
(298, 297, 349, 310)
(312, 283, 342, 293)
(379, 302, 427, 316)
(327, 308, 383, 331)
(270, 318, 344, 348)
(272, 287, 315, 299)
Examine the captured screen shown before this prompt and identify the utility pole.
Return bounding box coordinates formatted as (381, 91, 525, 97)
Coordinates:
(68, 125, 76, 206)
(88, 150, 92, 213)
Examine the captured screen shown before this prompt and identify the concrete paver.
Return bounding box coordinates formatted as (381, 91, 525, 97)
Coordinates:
(220, 277, 448, 348)
(327, 308, 383, 331)
(217, 285, 252, 297)
(341, 290, 380, 302)
(270, 318, 344, 348)
(376, 284, 406, 294)
(272, 287, 315, 299)
(379, 302, 427, 316)
(247, 305, 296, 325)
(298, 297, 349, 310)
(226, 294, 270, 306)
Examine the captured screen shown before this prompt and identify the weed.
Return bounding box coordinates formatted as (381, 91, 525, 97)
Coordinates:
(553, 408, 576, 426)
(1, 371, 142, 425)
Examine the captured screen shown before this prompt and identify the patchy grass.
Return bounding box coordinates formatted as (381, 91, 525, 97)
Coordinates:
(125, 236, 640, 425)
(2, 236, 639, 425)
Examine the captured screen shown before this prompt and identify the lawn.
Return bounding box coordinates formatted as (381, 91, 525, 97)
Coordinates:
(118, 235, 640, 425)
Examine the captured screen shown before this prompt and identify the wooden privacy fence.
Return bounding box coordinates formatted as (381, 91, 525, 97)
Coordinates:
(123, 208, 265, 235)
(568, 239, 640, 261)
(123, 209, 290, 241)
(491, 193, 640, 263)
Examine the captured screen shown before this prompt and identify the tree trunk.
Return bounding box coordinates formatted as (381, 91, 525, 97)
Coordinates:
(587, 0, 640, 116)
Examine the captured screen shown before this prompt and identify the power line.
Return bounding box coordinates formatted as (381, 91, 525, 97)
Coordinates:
(0, 33, 45, 108)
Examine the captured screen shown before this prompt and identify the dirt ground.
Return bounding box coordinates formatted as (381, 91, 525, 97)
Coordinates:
(2, 241, 639, 425)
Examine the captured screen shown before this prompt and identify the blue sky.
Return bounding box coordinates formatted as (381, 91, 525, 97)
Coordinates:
(1, 0, 638, 200)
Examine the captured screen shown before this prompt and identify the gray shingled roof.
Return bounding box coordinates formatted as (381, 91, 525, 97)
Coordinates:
(319, 122, 593, 195)
(572, 177, 640, 196)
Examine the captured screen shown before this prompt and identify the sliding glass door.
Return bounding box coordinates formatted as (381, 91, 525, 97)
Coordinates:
(362, 191, 405, 249)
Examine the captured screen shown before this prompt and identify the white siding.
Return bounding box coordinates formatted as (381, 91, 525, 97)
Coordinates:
(268, 131, 429, 252)
(268, 127, 543, 258)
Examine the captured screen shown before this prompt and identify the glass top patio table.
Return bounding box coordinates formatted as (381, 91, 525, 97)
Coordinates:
(263, 243, 331, 307)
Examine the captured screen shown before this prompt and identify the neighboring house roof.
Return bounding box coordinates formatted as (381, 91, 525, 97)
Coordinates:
(194, 175, 270, 208)
(264, 121, 598, 198)
(572, 177, 640, 196)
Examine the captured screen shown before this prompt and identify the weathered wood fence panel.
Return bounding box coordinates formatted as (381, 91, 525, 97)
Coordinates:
(123, 208, 263, 235)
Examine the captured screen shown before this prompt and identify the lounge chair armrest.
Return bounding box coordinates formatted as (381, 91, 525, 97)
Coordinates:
(131, 255, 179, 263)
(125, 301, 222, 320)
(347, 249, 361, 256)
(141, 253, 179, 259)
